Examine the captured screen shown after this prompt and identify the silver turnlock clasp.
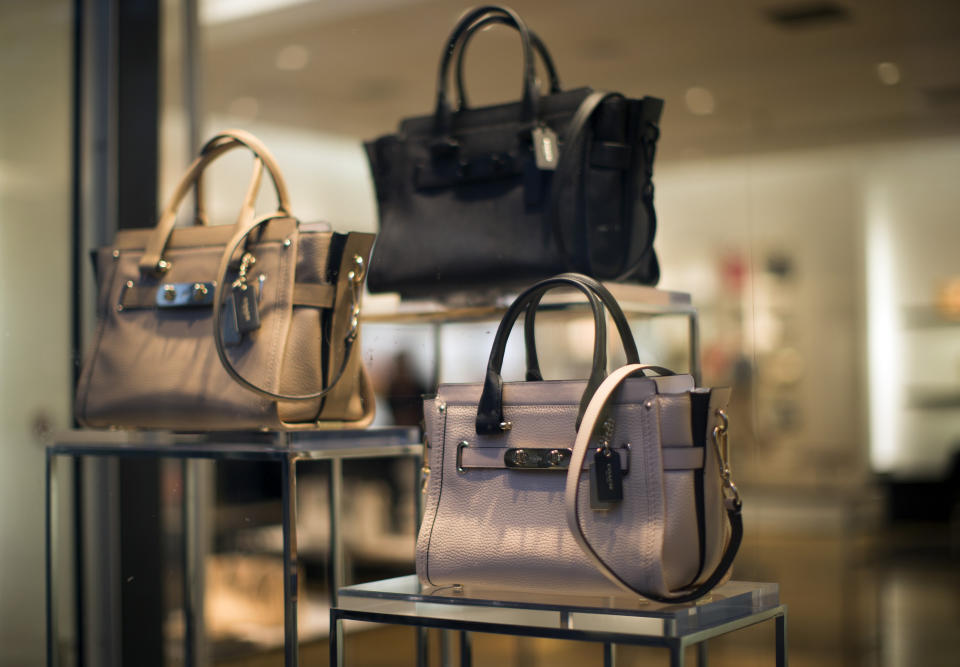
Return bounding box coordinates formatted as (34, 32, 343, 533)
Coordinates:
(156, 282, 216, 307)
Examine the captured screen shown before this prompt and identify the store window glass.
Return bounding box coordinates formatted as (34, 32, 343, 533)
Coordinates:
(156, 0, 960, 664)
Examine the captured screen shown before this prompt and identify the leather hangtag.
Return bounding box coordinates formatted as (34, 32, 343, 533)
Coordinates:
(590, 448, 623, 510)
(222, 292, 242, 347)
(233, 283, 261, 334)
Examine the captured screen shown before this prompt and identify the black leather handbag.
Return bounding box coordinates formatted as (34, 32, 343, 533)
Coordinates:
(364, 5, 664, 300)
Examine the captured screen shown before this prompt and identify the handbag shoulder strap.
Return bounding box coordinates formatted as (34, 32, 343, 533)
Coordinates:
(454, 14, 561, 111)
(564, 364, 743, 603)
(550, 93, 663, 280)
(211, 217, 369, 403)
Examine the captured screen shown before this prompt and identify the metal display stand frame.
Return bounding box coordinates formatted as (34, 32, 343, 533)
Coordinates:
(46, 427, 422, 667)
(331, 575, 787, 667)
(47, 284, 706, 667)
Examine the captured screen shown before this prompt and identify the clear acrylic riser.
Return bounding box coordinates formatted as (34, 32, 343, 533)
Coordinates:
(46, 427, 422, 667)
(333, 575, 786, 667)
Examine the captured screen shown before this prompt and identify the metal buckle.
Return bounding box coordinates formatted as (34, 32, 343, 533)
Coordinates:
(712, 409, 741, 509)
(154, 281, 216, 308)
(455, 444, 630, 473)
(504, 448, 572, 469)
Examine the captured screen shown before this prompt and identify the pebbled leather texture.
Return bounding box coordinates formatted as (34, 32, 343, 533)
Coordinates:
(416, 373, 736, 597)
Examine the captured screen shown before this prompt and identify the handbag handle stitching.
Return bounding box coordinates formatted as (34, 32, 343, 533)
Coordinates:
(434, 5, 539, 130)
(476, 275, 606, 435)
(454, 14, 561, 112)
(476, 273, 643, 435)
(522, 274, 641, 384)
(139, 129, 292, 276)
(193, 130, 294, 228)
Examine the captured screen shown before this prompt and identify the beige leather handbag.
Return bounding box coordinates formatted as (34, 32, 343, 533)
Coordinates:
(417, 274, 742, 601)
(76, 130, 376, 430)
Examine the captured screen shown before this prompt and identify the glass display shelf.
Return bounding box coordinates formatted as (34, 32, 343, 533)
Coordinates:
(46, 427, 422, 667)
(332, 575, 787, 667)
(364, 283, 702, 383)
(364, 283, 695, 322)
(48, 426, 421, 459)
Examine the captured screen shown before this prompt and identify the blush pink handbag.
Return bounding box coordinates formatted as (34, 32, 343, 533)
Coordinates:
(417, 273, 742, 601)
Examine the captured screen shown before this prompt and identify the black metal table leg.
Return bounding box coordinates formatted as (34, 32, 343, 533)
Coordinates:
(282, 457, 299, 667)
(46, 451, 56, 667)
(776, 610, 789, 667)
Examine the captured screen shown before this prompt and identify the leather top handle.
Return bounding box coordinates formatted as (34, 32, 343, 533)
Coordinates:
(139, 129, 291, 276)
(454, 14, 560, 111)
(193, 129, 293, 228)
(475, 273, 642, 435)
(522, 274, 640, 382)
(435, 5, 539, 129)
(476, 274, 606, 435)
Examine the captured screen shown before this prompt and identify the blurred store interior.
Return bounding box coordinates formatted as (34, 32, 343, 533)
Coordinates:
(2, 0, 960, 665)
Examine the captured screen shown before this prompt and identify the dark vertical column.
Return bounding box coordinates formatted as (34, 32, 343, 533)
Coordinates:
(69, 0, 86, 660)
(116, 1, 163, 666)
(73, 0, 163, 664)
(116, 0, 159, 231)
(119, 459, 164, 667)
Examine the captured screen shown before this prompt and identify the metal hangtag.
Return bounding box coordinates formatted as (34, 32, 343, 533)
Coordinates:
(532, 125, 559, 171)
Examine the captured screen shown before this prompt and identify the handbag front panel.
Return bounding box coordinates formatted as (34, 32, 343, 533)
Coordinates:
(366, 90, 593, 296)
(418, 376, 710, 598)
(76, 219, 300, 430)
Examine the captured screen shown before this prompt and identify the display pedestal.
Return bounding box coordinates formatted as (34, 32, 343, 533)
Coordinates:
(46, 428, 422, 667)
(332, 575, 787, 667)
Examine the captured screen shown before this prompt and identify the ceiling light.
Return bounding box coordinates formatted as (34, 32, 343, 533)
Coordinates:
(685, 87, 715, 116)
(275, 44, 309, 71)
(876, 62, 901, 86)
(201, 0, 311, 25)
